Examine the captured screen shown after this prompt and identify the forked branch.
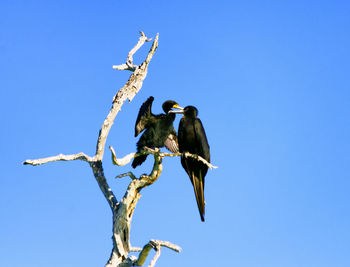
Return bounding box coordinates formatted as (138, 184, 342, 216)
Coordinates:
(135, 240, 182, 267)
(113, 31, 152, 71)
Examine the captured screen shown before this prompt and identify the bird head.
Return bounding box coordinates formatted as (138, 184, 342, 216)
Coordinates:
(183, 106, 198, 118)
(162, 100, 184, 114)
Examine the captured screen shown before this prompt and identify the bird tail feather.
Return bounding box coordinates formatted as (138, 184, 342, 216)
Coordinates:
(192, 171, 205, 222)
(131, 154, 147, 168)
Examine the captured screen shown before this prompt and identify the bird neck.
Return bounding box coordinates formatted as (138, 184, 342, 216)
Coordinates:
(168, 112, 176, 121)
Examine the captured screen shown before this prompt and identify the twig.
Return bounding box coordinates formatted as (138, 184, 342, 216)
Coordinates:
(115, 172, 137, 180)
(135, 240, 182, 267)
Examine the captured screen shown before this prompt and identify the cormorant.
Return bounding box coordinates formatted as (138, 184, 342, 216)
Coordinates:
(177, 106, 210, 222)
(132, 96, 183, 168)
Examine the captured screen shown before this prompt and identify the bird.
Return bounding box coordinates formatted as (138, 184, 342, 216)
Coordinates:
(177, 106, 210, 222)
(132, 96, 183, 168)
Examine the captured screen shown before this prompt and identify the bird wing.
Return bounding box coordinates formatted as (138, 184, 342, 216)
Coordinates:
(178, 117, 208, 221)
(135, 96, 154, 137)
(178, 118, 185, 152)
(193, 119, 210, 163)
(164, 129, 179, 153)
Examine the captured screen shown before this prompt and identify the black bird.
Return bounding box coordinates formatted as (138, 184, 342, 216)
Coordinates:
(177, 106, 210, 222)
(132, 96, 183, 168)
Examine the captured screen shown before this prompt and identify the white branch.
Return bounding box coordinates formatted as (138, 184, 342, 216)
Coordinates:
(151, 240, 182, 253)
(130, 247, 142, 252)
(113, 31, 152, 71)
(112, 63, 131, 71)
(143, 147, 218, 169)
(110, 145, 218, 170)
(110, 146, 137, 166)
(183, 152, 218, 169)
(23, 152, 92, 166)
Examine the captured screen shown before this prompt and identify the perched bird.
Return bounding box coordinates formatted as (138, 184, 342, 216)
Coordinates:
(177, 106, 210, 222)
(132, 96, 183, 168)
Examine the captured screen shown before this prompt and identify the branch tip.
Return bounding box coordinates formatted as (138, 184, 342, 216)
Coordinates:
(115, 172, 137, 180)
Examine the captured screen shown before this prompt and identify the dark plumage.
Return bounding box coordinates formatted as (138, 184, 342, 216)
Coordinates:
(132, 96, 183, 168)
(178, 106, 210, 222)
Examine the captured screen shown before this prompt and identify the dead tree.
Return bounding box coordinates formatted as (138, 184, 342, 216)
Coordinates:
(24, 31, 216, 267)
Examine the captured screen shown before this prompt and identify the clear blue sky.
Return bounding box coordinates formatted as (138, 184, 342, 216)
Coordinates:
(1, 1, 350, 266)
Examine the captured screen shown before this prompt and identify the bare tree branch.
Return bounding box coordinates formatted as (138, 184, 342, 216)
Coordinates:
(113, 31, 152, 71)
(153, 240, 182, 253)
(23, 152, 92, 166)
(109, 145, 218, 169)
(110, 145, 137, 167)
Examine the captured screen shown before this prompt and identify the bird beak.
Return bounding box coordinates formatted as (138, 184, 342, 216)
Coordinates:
(168, 110, 184, 114)
(172, 104, 184, 110)
(168, 104, 184, 114)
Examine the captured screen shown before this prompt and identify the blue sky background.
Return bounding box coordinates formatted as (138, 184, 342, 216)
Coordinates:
(1, 1, 350, 266)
